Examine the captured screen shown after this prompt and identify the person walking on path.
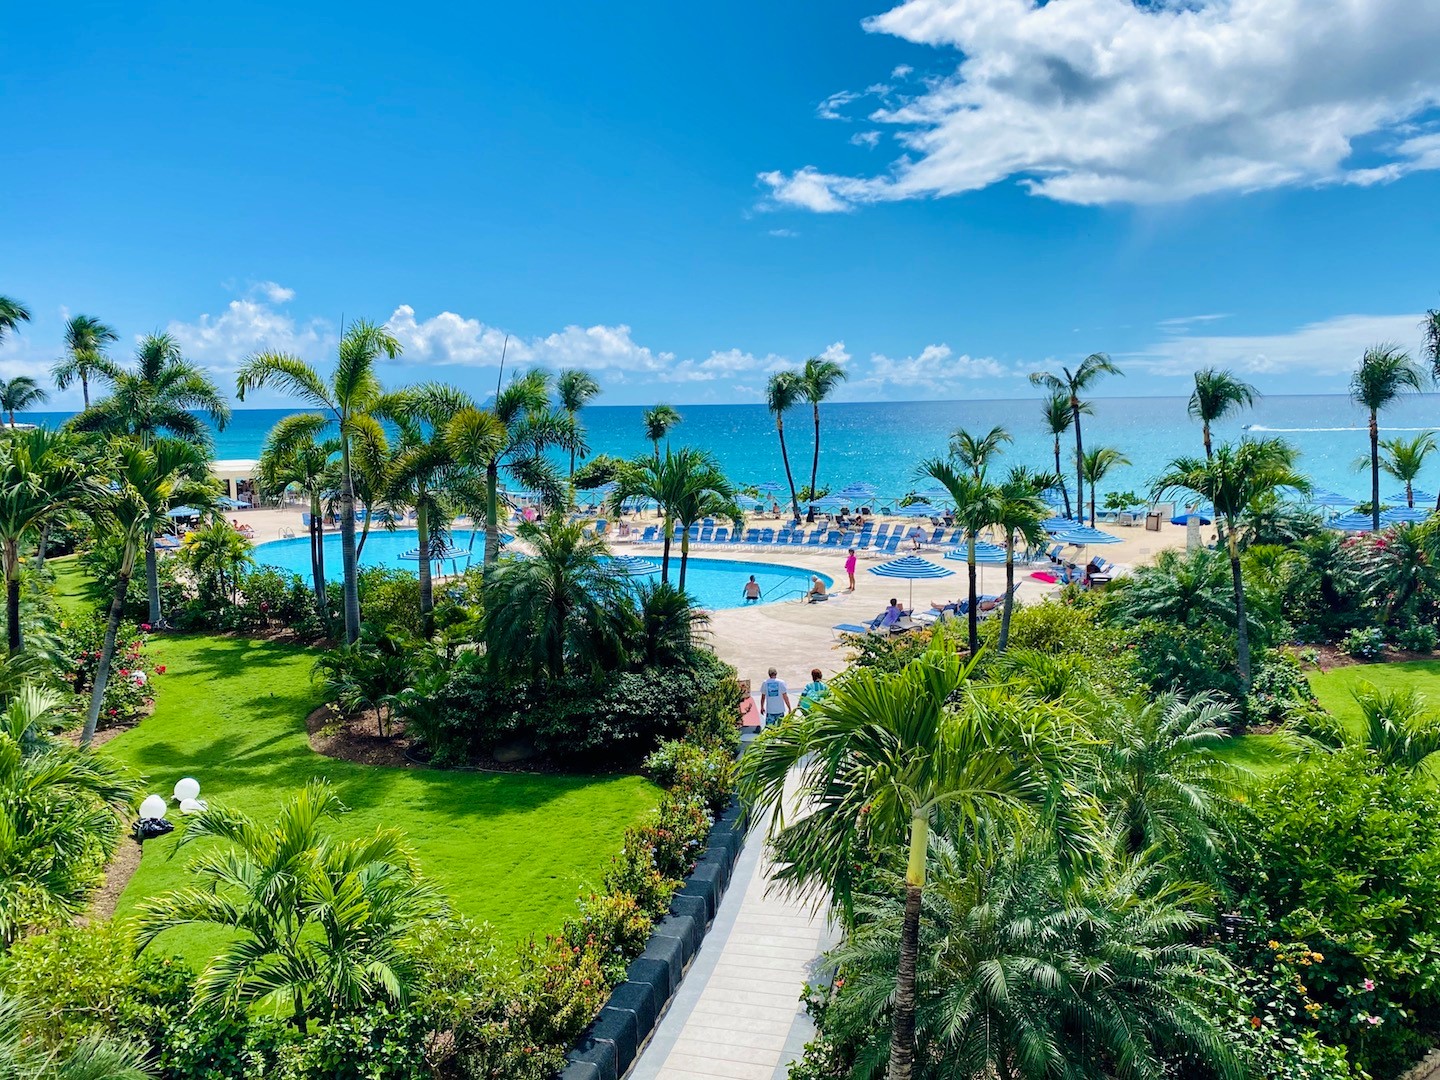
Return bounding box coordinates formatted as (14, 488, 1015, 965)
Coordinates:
(798, 667, 828, 711)
(844, 547, 857, 591)
(760, 667, 790, 726)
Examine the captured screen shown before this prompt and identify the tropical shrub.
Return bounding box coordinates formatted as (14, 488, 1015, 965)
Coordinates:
(312, 625, 420, 737)
(561, 892, 653, 983)
(1394, 622, 1438, 653)
(644, 739, 735, 816)
(1129, 617, 1244, 703)
(1244, 649, 1320, 728)
(1341, 626, 1386, 661)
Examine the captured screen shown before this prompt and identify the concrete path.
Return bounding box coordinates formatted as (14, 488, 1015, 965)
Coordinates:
(628, 803, 835, 1080)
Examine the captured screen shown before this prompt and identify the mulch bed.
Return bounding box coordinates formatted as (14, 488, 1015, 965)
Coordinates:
(307, 703, 413, 768)
(1285, 643, 1439, 672)
(87, 837, 143, 923)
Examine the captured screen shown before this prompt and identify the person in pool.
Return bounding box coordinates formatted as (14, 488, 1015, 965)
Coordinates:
(742, 575, 762, 602)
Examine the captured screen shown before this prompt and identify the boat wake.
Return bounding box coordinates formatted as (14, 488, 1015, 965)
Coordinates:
(1246, 425, 1437, 433)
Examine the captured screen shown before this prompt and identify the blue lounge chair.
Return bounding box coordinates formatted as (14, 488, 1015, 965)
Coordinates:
(875, 523, 890, 540)
(699, 526, 714, 544)
(301, 512, 312, 527)
(744, 528, 760, 545)
(776, 528, 792, 546)
(758, 528, 775, 546)
(832, 623, 872, 638)
(712, 526, 729, 545)
(878, 534, 902, 556)
(805, 530, 823, 547)
(639, 526, 657, 543)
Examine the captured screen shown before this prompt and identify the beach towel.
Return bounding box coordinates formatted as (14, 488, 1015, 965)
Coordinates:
(1030, 571, 1058, 583)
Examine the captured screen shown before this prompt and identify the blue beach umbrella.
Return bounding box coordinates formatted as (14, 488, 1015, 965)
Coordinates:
(1171, 511, 1212, 526)
(1052, 525, 1122, 546)
(165, 505, 201, 518)
(1328, 513, 1376, 532)
(895, 502, 941, 517)
(1386, 490, 1436, 507)
(944, 541, 1007, 563)
(750, 480, 784, 494)
(835, 482, 878, 499)
(607, 555, 662, 576)
(869, 554, 954, 607)
(1383, 506, 1432, 525)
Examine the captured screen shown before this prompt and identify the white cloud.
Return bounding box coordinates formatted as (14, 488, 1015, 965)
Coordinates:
(165, 298, 332, 369)
(817, 90, 861, 120)
(848, 342, 1014, 395)
(768, 227, 800, 237)
(850, 130, 882, 148)
(891, 63, 914, 79)
(762, 0, 1440, 209)
(1129, 312, 1428, 376)
(818, 341, 852, 366)
(252, 280, 295, 304)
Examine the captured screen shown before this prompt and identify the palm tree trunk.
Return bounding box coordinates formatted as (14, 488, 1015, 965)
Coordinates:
(1227, 532, 1251, 687)
(998, 538, 1015, 651)
(1407, 482, 1414, 508)
(5, 540, 21, 655)
(35, 524, 48, 571)
(484, 460, 500, 571)
(1072, 394, 1085, 522)
(83, 547, 135, 746)
(887, 813, 927, 1080)
(81, 375, 90, 410)
(145, 530, 161, 627)
(1053, 436, 1071, 518)
(679, 532, 690, 592)
(966, 536, 979, 653)
(1203, 421, 1213, 461)
(417, 499, 434, 639)
(309, 494, 327, 616)
(1370, 410, 1381, 532)
(661, 531, 672, 584)
(776, 418, 800, 521)
(339, 440, 361, 644)
(1089, 476, 1097, 529)
(809, 403, 821, 502)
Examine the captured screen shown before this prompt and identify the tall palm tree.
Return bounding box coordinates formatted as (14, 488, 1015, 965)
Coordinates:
(237, 321, 399, 642)
(799, 356, 848, 501)
(1350, 344, 1426, 530)
(642, 403, 682, 460)
(0, 298, 29, 346)
(766, 371, 803, 520)
(1030, 353, 1121, 523)
(82, 438, 212, 745)
(0, 377, 46, 428)
(446, 369, 574, 572)
(920, 461, 998, 653)
(256, 414, 340, 619)
(948, 424, 1011, 478)
(664, 449, 742, 592)
(738, 637, 1090, 1080)
(137, 780, 441, 1032)
(1041, 394, 1078, 518)
(481, 515, 628, 681)
(375, 384, 482, 637)
(1188, 368, 1259, 460)
(72, 332, 231, 627)
(992, 467, 1052, 651)
(1152, 438, 1309, 687)
(556, 368, 600, 478)
(1080, 445, 1130, 527)
(0, 430, 95, 653)
(52, 314, 118, 409)
(1370, 431, 1437, 509)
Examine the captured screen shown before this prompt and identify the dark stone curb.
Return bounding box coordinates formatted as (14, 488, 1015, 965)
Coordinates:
(559, 794, 746, 1080)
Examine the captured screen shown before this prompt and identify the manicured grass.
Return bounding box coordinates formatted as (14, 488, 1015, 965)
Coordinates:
(104, 633, 659, 959)
(47, 555, 90, 617)
(1214, 732, 1295, 776)
(1309, 660, 1440, 734)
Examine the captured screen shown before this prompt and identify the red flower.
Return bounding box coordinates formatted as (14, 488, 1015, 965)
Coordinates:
(155, 665, 166, 674)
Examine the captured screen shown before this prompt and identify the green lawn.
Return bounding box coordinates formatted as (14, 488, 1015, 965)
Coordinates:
(104, 633, 659, 958)
(1308, 660, 1440, 734)
(48, 555, 90, 617)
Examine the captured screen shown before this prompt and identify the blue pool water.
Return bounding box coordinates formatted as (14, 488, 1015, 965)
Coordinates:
(252, 531, 829, 610)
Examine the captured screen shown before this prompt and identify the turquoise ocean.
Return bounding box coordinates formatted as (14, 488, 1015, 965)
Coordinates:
(22, 394, 1440, 507)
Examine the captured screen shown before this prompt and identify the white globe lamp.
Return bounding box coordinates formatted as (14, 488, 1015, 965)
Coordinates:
(179, 798, 207, 815)
(139, 794, 167, 820)
(173, 777, 200, 802)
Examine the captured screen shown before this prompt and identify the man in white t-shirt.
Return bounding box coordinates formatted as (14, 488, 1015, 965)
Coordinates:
(760, 667, 790, 726)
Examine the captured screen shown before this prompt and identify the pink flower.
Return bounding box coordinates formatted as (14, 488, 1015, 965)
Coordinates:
(1364, 979, 1376, 991)
(1368, 1015, 1382, 1026)
(155, 665, 166, 674)
(140, 623, 151, 632)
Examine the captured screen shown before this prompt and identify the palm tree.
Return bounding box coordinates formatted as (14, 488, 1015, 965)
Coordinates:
(1090, 691, 1240, 872)
(1041, 394, 1078, 518)
(373, 384, 483, 637)
(799, 356, 848, 501)
(1188, 368, 1259, 460)
(482, 515, 628, 680)
(738, 637, 1090, 1080)
(665, 449, 742, 592)
(237, 321, 399, 642)
(1030, 353, 1121, 523)
(948, 424, 1011, 477)
(52, 315, 118, 409)
(257, 414, 340, 619)
(1152, 438, 1309, 686)
(920, 460, 998, 653)
(0, 430, 93, 653)
(1350, 344, 1426, 530)
(446, 369, 574, 572)
(0, 298, 29, 346)
(642, 403, 682, 460)
(82, 438, 212, 745)
(0, 378, 46, 429)
(1371, 431, 1437, 508)
(181, 520, 255, 603)
(766, 371, 803, 520)
(137, 780, 442, 1031)
(556, 368, 600, 478)
(1080, 445, 1129, 527)
(0, 684, 138, 947)
(72, 332, 231, 627)
(1349, 683, 1440, 772)
(992, 467, 1051, 651)
(0, 989, 149, 1080)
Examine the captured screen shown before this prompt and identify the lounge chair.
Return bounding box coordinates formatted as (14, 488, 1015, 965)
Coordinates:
(875, 523, 890, 540)
(639, 526, 658, 543)
(712, 526, 729, 546)
(758, 528, 775, 546)
(699, 526, 714, 544)
(832, 623, 872, 638)
(805, 530, 824, 547)
(743, 528, 761, 545)
(776, 528, 792, 546)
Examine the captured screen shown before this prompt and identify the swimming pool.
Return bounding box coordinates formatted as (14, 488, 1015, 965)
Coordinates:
(252, 532, 828, 611)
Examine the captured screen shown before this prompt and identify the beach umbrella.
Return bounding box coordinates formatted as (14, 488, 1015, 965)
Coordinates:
(1041, 516, 1078, 532)
(943, 541, 1007, 563)
(1171, 511, 1212, 525)
(750, 481, 784, 494)
(165, 505, 201, 518)
(869, 554, 954, 608)
(1327, 513, 1376, 532)
(1051, 525, 1122, 546)
(607, 555, 661, 576)
(400, 543, 471, 573)
(1386, 490, 1436, 507)
(834, 482, 878, 499)
(1383, 506, 1432, 525)
(895, 502, 941, 517)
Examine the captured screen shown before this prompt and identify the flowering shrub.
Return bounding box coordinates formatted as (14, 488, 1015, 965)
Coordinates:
(56, 618, 157, 727)
(643, 739, 735, 817)
(1341, 627, 1386, 661)
(562, 892, 653, 983)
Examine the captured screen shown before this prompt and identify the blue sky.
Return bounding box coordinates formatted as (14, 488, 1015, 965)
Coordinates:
(4, 0, 1440, 407)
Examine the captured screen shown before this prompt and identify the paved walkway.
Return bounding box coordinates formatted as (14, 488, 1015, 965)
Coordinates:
(629, 798, 836, 1080)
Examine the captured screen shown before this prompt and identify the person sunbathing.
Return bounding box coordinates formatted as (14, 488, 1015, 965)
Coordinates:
(869, 599, 906, 629)
(929, 596, 998, 615)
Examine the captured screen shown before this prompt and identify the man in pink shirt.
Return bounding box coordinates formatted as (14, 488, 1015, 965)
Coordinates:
(844, 547, 857, 591)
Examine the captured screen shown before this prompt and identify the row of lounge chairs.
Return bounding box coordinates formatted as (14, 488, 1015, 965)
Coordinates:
(833, 586, 1020, 638)
(624, 523, 972, 554)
